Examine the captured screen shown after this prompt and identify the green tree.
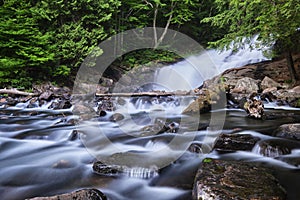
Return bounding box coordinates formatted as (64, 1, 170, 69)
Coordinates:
(119, 0, 199, 48)
(36, 0, 121, 83)
(202, 0, 300, 82)
(0, 0, 54, 87)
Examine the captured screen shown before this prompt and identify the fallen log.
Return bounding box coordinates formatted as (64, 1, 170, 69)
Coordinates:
(95, 91, 195, 97)
(0, 88, 38, 96)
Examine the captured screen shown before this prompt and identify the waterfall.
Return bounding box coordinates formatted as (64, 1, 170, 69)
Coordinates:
(155, 35, 270, 91)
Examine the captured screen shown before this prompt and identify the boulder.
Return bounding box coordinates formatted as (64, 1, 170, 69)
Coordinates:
(193, 158, 286, 200)
(255, 139, 300, 157)
(182, 88, 222, 114)
(275, 87, 300, 108)
(26, 189, 107, 200)
(243, 98, 264, 119)
(231, 77, 260, 94)
(261, 76, 281, 90)
(213, 133, 260, 152)
(274, 124, 300, 141)
(109, 113, 125, 122)
(93, 160, 158, 179)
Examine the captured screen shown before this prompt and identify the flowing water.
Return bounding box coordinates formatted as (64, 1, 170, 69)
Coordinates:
(1, 45, 300, 200)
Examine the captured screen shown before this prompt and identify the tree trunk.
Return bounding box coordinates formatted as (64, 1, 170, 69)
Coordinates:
(286, 51, 298, 82)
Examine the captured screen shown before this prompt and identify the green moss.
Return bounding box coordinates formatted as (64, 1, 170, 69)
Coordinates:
(203, 158, 213, 163)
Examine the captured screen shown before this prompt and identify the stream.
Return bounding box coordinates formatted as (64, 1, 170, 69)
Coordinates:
(1, 43, 300, 200)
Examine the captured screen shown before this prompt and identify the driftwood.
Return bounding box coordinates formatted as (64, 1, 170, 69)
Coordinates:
(0, 88, 38, 96)
(95, 91, 195, 97)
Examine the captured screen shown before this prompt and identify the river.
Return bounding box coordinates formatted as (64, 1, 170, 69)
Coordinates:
(1, 43, 300, 200)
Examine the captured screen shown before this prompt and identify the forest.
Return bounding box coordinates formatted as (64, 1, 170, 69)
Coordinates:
(0, 0, 299, 88)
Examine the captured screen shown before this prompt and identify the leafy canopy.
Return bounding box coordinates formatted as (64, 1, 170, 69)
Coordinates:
(202, 0, 300, 52)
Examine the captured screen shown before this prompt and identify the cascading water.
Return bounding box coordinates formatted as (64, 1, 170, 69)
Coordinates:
(155, 35, 269, 91)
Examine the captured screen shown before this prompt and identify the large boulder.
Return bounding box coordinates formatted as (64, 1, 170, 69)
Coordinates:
(231, 77, 260, 94)
(273, 124, 300, 141)
(254, 139, 300, 157)
(193, 159, 286, 200)
(274, 86, 300, 108)
(213, 133, 260, 152)
(182, 89, 212, 114)
(26, 189, 107, 200)
(261, 76, 281, 91)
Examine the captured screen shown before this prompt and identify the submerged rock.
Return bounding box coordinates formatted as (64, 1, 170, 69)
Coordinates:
(109, 113, 125, 122)
(193, 158, 286, 200)
(26, 189, 107, 200)
(213, 133, 260, 152)
(274, 123, 300, 141)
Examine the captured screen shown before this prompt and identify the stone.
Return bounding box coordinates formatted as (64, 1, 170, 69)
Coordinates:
(290, 85, 300, 93)
(193, 159, 286, 200)
(262, 86, 277, 94)
(26, 189, 107, 200)
(255, 139, 300, 157)
(213, 133, 260, 152)
(244, 99, 264, 119)
(93, 160, 158, 179)
(232, 77, 259, 94)
(182, 90, 212, 114)
(274, 124, 300, 141)
(109, 113, 125, 122)
(93, 161, 123, 176)
(261, 76, 281, 90)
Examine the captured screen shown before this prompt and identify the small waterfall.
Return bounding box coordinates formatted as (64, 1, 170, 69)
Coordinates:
(123, 167, 159, 179)
(155, 35, 270, 91)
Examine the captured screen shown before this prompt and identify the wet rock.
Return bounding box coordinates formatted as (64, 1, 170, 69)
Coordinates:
(276, 155, 300, 167)
(188, 143, 203, 154)
(182, 90, 212, 114)
(68, 130, 79, 141)
(261, 87, 277, 101)
(73, 104, 96, 120)
(93, 161, 123, 176)
(39, 91, 53, 101)
(96, 96, 115, 112)
(6, 96, 17, 106)
(93, 160, 158, 179)
(255, 139, 300, 157)
(261, 76, 281, 91)
(275, 87, 300, 108)
(244, 98, 264, 119)
(140, 119, 168, 136)
(274, 123, 300, 141)
(140, 119, 180, 136)
(109, 113, 125, 122)
(26, 189, 107, 200)
(188, 142, 212, 154)
(213, 133, 260, 152)
(193, 158, 286, 200)
(49, 99, 72, 110)
(231, 77, 260, 94)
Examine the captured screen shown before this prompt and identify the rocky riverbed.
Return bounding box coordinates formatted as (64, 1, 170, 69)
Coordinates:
(1, 55, 300, 200)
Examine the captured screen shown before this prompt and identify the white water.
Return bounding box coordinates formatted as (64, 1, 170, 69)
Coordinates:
(155, 35, 269, 91)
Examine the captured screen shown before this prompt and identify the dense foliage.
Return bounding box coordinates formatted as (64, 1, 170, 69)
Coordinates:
(0, 0, 299, 88)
